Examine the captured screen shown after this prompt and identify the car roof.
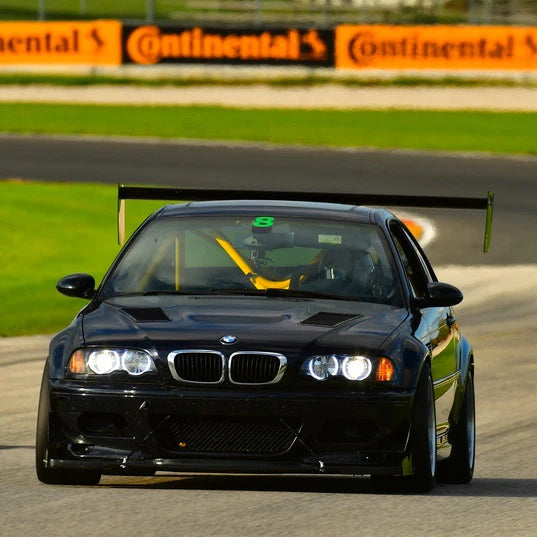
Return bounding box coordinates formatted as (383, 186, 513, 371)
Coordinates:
(156, 199, 394, 224)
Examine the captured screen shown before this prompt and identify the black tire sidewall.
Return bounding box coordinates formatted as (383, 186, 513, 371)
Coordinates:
(444, 371, 475, 483)
(35, 363, 100, 486)
(408, 362, 437, 492)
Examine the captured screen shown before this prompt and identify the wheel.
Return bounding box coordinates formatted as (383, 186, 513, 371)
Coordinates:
(370, 362, 437, 493)
(35, 364, 101, 486)
(438, 372, 475, 484)
(405, 362, 437, 493)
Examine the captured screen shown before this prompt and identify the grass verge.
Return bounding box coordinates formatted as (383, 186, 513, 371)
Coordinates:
(0, 180, 165, 336)
(1, 102, 536, 155)
(0, 73, 534, 88)
(0, 0, 471, 24)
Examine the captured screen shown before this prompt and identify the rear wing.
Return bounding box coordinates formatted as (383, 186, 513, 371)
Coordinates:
(117, 185, 494, 253)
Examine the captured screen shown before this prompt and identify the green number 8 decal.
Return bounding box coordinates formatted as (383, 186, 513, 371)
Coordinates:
(252, 216, 275, 228)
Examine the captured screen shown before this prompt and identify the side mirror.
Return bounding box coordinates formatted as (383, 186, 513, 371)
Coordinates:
(420, 282, 463, 308)
(56, 273, 96, 299)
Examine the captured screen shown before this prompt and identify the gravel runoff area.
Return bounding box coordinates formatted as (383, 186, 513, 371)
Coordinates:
(1, 63, 536, 110)
(1, 84, 537, 110)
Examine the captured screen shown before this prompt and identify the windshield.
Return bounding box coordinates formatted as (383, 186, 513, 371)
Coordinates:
(100, 215, 402, 305)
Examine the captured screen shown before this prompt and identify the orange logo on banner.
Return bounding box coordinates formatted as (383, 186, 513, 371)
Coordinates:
(0, 21, 121, 65)
(336, 25, 537, 70)
(126, 26, 327, 65)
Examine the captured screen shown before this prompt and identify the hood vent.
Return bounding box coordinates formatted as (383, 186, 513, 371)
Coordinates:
(301, 312, 361, 327)
(190, 314, 285, 324)
(121, 307, 170, 322)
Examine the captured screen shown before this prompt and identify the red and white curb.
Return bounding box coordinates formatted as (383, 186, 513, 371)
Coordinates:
(399, 213, 436, 248)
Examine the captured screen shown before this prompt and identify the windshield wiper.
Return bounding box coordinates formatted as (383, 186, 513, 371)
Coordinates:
(205, 288, 264, 296)
(141, 290, 209, 296)
(111, 288, 356, 302)
(110, 290, 211, 298)
(264, 288, 357, 301)
(206, 288, 356, 301)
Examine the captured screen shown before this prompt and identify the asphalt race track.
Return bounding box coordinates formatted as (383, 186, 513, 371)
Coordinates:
(1, 135, 536, 537)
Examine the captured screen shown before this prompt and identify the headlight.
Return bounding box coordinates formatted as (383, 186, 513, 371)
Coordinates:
(341, 355, 372, 381)
(121, 350, 154, 376)
(88, 349, 120, 375)
(68, 348, 157, 376)
(304, 354, 375, 382)
(308, 355, 339, 381)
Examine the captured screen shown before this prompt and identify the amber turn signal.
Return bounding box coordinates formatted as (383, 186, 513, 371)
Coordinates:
(68, 350, 87, 374)
(376, 357, 395, 382)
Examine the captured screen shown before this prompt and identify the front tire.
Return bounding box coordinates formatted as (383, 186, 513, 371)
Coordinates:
(35, 364, 101, 486)
(438, 372, 475, 484)
(405, 362, 437, 493)
(370, 362, 437, 493)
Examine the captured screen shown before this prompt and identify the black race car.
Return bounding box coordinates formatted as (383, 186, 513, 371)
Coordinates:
(36, 186, 493, 492)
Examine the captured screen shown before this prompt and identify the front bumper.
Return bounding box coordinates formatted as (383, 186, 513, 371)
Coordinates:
(46, 381, 414, 476)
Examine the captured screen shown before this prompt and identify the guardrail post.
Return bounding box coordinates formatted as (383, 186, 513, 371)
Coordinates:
(468, 0, 478, 23)
(254, 0, 263, 26)
(323, 0, 330, 28)
(484, 0, 493, 23)
(146, 0, 155, 23)
(38, 0, 46, 21)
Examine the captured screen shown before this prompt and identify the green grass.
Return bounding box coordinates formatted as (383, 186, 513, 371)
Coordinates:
(0, 0, 168, 20)
(0, 73, 533, 88)
(0, 0, 466, 23)
(0, 180, 165, 336)
(1, 102, 536, 155)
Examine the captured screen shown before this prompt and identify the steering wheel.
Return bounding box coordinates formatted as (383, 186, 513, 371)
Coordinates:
(289, 264, 323, 290)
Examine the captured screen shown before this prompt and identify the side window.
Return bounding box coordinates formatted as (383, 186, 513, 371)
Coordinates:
(390, 222, 431, 298)
(398, 224, 437, 284)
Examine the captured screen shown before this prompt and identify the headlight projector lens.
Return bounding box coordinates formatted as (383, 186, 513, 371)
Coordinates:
(308, 355, 339, 381)
(341, 356, 372, 381)
(121, 350, 153, 375)
(87, 350, 120, 375)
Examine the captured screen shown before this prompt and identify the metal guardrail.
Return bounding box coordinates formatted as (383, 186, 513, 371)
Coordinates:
(13, 1, 537, 26)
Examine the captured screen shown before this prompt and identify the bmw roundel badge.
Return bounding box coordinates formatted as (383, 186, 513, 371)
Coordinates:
(220, 335, 238, 345)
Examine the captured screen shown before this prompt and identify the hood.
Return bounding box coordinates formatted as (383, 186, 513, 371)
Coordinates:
(82, 295, 408, 358)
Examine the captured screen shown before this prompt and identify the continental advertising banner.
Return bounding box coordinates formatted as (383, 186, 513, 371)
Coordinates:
(123, 25, 334, 66)
(336, 25, 537, 70)
(0, 21, 121, 65)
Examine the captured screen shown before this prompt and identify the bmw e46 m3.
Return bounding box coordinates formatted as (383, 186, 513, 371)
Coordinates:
(36, 186, 493, 492)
